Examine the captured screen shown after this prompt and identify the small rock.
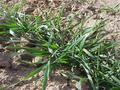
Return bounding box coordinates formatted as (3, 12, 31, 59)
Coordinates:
(32, 56, 42, 63)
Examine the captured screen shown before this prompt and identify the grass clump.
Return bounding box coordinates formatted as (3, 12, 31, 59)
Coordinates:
(0, 1, 120, 90)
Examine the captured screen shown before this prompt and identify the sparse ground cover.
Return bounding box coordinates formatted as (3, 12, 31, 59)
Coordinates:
(0, 0, 120, 90)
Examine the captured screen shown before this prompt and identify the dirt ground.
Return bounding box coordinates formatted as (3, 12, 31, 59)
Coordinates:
(0, 0, 120, 90)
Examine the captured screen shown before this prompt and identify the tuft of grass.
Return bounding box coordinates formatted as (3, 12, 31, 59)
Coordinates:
(100, 4, 120, 15)
(0, 1, 120, 90)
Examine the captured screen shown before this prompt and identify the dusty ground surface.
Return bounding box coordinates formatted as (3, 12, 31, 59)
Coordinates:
(0, 0, 120, 90)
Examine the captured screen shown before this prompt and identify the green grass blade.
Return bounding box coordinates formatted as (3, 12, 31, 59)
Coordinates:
(42, 61, 51, 90)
